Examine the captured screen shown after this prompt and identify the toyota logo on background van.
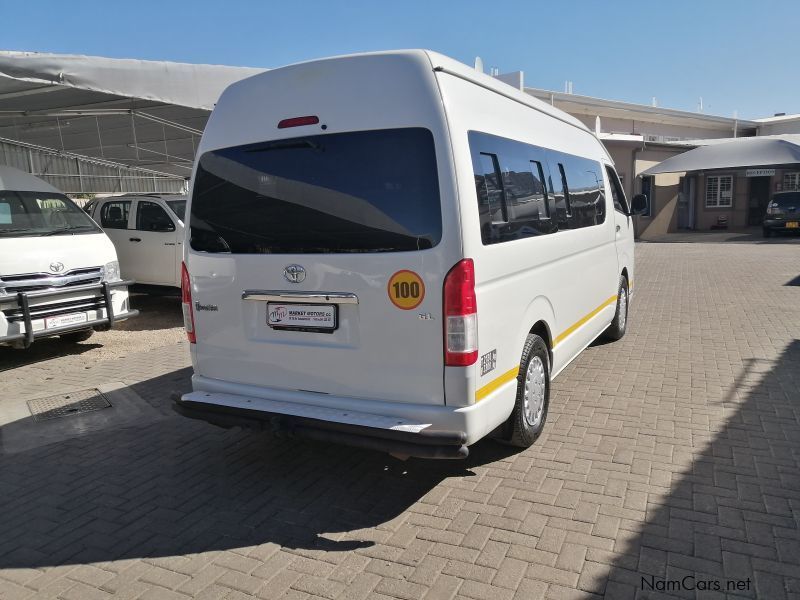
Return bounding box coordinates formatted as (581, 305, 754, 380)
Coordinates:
(49, 261, 65, 273)
(283, 264, 306, 283)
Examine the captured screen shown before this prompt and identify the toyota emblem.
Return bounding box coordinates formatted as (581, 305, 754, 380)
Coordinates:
(283, 264, 306, 283)
(49, 261, 65, 273)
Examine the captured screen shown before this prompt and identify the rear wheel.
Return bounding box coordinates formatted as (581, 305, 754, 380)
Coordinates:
(603, 276, 629, 341)
(60, 329, 94, 343)
(507, 334, 550, 448)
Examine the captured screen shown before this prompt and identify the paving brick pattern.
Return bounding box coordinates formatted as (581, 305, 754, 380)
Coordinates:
(1, 241, 799, 600)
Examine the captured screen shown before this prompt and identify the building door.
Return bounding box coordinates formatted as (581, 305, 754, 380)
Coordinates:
(677, 176, 696, 229)
(748, 176, 771, 225)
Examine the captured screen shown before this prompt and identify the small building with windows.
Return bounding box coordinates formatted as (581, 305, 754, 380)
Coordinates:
(516, 81, 800, 238)
(636, 135, 800, 234)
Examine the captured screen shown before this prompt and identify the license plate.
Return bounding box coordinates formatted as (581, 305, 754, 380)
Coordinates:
(267, 303, 337, 332)
(45, 312, 89, 329)
(786, 221, 798, 228)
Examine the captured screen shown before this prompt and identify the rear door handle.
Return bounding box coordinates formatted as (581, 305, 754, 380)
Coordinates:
(129, 237, 141, 242)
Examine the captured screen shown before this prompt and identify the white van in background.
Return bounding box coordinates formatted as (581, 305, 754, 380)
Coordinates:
(0, 166, 137, 348)
(174, 50, 647, 458)
(85, 194, 187, 288)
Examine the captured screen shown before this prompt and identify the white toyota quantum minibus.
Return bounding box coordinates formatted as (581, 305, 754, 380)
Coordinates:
(174, 50, 648, 459)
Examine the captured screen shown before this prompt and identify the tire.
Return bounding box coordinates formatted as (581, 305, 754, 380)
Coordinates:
(507, 334, 550, 448)
(60, 329, 94, 343)
(604, 276, 629, 341)
(763, 228, 772, 238)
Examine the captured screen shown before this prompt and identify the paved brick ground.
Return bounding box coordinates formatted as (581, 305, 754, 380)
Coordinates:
(1, 240, 799, 600)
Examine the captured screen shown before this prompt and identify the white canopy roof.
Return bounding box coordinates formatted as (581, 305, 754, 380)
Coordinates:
(0, 51, 264, 178)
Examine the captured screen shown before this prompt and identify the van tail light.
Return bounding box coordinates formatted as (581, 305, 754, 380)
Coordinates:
(767, 204, 784, 216)
(443, 259, 478, 366)
(181, 261, 196, 344)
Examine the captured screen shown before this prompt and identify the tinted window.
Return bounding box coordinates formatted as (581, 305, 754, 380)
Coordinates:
(190, 128, 441, 254)
(606, 166, 628, 213)
(476, 153, 505, 223)
(166, 199, 186, 221)
(553, 162, 573, 229)
(137, 201, 175, 232)
(100, 200, 131, 229)
(771, 192, 800, 208)
(562, 155, 604, 228)
(469, 132, 557, 244)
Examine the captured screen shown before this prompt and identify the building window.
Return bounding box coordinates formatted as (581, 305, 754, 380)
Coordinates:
(783, 172, 800, 191)
(640, 176, 654, 217)
(705, 175, 733, 207)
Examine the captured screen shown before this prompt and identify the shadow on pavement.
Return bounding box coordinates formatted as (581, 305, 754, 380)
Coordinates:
(583, 340, 800, 599)
(0, 339, 102, 372)
(0, 367, 518, 568)
(115, 294, 183, 332)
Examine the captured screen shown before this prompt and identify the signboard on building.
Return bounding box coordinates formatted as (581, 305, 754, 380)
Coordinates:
(745, 168, 776, 177)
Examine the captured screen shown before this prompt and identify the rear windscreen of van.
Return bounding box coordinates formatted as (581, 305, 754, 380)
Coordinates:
(189, 128, 441, 253)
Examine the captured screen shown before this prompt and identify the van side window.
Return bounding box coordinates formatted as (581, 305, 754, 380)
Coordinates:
(546, 157, 572, 231)
(563, 157, 605, 228)
(498, 156, 555, 238)
(471, 132, 559, 244)
(476, 153, 506, 224)
(100, 200, 131, 229)
(469, 131, 606, 244)
(605, 166, 628, 214)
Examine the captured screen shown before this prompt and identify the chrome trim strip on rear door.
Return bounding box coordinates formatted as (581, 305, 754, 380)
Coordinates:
(241, 290, 359, 305)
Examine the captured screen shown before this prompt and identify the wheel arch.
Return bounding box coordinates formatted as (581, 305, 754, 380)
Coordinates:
(520, 295, 556, 368)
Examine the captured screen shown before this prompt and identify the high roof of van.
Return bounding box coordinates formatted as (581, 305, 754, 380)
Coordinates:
(201, 50, 595, 159)
(223, 49, 590, 133)
(0, 165, 63, 194)
(422, 50, 590, 133)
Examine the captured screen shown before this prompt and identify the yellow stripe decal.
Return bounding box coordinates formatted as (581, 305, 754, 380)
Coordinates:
(475, 366, 519, 402)
(553, 294, 618, 348)
(474, 293, 621, 402)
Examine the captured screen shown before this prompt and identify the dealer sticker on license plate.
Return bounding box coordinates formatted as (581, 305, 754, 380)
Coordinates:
(45, 312, 89, 329)
(267, 303, 337, 331)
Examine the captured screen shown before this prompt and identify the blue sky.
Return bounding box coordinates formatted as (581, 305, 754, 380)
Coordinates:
(2, 0, 797, 119)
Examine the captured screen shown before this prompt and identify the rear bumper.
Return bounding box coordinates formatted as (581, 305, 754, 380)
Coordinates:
(0, 280, 137, 347)
(174, 392, 469, 459)
(763, 219, 800, 232)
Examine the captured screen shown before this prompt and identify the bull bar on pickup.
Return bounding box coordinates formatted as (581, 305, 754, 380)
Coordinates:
(0, 280, 137, 347)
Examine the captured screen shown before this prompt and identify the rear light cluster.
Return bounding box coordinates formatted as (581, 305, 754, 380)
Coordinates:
(181, 261, 196, 344)
(443, 259, 478, 366)
(277, 115, 319, 129)
(767, 205, 784, 216)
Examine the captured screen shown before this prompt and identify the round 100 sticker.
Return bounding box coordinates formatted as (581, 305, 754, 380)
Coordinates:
(387, 270, 425, 310)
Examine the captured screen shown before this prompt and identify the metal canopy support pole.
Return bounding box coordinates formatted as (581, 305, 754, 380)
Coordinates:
(56, 117, 66, 153)
(130, 113, 140, 162)
(95, 116, 105, 158)
(77, 158, 84, 194)
(162, 124, 169, 166)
